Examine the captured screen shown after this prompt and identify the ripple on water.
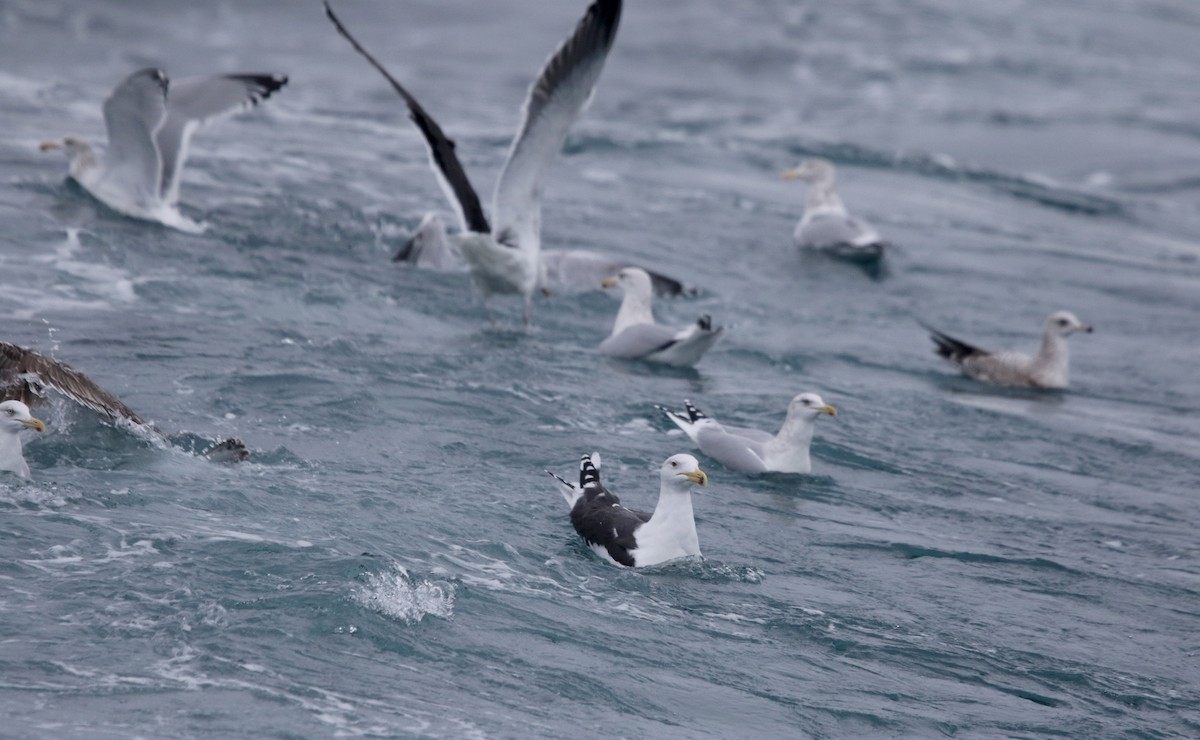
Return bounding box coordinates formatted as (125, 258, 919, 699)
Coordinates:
(352, 563, 456, 625)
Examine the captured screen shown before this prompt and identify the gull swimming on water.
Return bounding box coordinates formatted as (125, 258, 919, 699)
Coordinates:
(1, 341, 247, 462)
(657, 393, 836, 474)
(0, 400, 46, 479)
(923, 310, 1094, 389)
(599, 267, 723, 367)
(325, 0, 623, 323)
(782, 158, 885, 262)
(547, 452, 709, 567)
(395, 212, 689, 296)
(40, 68, 287, 233)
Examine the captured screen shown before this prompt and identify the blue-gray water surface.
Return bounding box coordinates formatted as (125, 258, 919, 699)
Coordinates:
(2, 0, 1199, 737)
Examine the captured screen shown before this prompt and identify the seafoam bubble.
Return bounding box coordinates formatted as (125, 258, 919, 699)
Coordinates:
(353, 565, 455, 625)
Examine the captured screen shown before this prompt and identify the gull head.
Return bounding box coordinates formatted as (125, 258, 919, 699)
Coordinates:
(790, 392, 837, 419)
(0, 400, 46, 434)
(39, 136, 89, 156)
(1045, 310, 1093, 338)
(782, 157, 836, 184)
(661, 453, 708, 491)
(601, 266, 653, 295)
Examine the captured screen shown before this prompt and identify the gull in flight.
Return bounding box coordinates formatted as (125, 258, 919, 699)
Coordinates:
(325, 0, 623, 324)
(41, 68, 287, 232)
(782, 158, 885, 263)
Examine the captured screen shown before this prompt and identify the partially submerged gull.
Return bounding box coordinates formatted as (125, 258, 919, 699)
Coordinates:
(599, 267, 723, 367)
(657, 393, 836, 474)
(782, 158, 885, 262)
(1, 341, 247, 462)
(325, 0, 623, 323)
(547, 452, 709, 567)
(40, 68, 287, 232)
(0, 400, 46, 480)
(923, 310, 1094, 388)
(395, 213, 688, 296)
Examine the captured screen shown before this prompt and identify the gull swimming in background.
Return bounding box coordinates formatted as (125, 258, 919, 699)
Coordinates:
(1, 341, 247, 462)
(325, 0, 623, 324)
(923, 310, 1094, 389)
(396, 212, 688, 296)
(657, 394, 836, 474)
(547, 453, 708, 567)
(40, 68, 287, 233)
(0, 400, 46, 480)
(599, 267, 723, 367)
(782, 158, 885, 262)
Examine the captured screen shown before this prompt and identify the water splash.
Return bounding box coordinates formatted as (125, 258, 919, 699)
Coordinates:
(353, 564, 455, 624)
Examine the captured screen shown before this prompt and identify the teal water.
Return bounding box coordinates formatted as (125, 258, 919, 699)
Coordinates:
(2, 0, 1199, 737)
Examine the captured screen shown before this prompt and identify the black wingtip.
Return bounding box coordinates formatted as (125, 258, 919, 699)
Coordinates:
(683, 399, 707, 422)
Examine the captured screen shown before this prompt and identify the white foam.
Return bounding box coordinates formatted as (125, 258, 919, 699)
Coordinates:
(353, 565, 455, 624)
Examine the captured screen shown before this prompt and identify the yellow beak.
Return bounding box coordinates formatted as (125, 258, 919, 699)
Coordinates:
(820, 404, 837, 417)
(781, 168, 801, 180)
(683, 468, 708, 487)
(600, 277, 618, 289)
(39, 140, 61, 152)
(22, 417, 46, 432)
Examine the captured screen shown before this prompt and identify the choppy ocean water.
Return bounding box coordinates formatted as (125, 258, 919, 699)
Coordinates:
(2, 0, 1199, 737)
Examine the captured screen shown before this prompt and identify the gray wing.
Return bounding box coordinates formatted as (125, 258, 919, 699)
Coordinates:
(719, 425, 774, 445)
(695, 427, 769, 473)
(491, 0, 622, 253)
(540, 249, 686, 295)
(598, 323, 679, 360)
(960, 351, 1038, 387)
(157, 73, 287, 204)
(0, 342, 149, 426)
(797, 213, 881, 249)
(100, 68, 169, 203)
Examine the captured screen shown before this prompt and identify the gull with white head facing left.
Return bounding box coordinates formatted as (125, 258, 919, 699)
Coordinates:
(782, 157, 885, 262)
(40, 68, 287, 232)
(599, 267, 723, 367)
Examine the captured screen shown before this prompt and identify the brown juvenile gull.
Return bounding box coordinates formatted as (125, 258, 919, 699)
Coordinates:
(1, 341, 247, 461)
(923, 310, 1094, 388)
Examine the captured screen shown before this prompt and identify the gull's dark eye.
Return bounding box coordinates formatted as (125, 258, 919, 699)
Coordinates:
(670, 461, 677, 467)
(1057, 318, 1069, 327)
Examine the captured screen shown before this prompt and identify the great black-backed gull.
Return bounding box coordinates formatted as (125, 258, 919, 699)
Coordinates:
(0, 400, 46, 480)
(40, 68, 287, 233)
(326, 0, 623, 323)
(657, 394, 836, 474)
(547, 453, 708, 568)
(1, 341, 247, 462)
(598, 267, 723, 367)
(782, 158, 885, 262)
(923, 310, 1093, 389)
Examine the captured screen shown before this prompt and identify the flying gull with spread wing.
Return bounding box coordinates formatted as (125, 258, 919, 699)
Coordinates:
(40, 68, 287, 232)
(326, 0, 625, 323)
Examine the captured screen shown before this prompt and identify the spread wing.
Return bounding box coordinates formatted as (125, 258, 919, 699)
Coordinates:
(100, 68, 169, 203)
(324, 2, 489, 234)
(0, 342, 149, 426)
(157, 73, 288, 204)
(491, 0, 622, 253)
